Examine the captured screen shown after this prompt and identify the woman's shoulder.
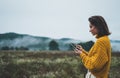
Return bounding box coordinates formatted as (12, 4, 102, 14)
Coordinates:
(96, 36, 110, 45)
(97, 36, 109, 41)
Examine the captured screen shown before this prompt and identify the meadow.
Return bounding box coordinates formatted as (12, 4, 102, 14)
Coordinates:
(0, 50, 120, 78)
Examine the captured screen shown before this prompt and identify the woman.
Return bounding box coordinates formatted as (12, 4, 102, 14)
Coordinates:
(75, 15, 111, 78)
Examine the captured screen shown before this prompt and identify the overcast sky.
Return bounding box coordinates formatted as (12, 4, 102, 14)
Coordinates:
(0, 0, 120, 41)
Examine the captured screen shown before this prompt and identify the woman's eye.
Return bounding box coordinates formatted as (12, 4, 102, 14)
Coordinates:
(90, 26, 92, 28)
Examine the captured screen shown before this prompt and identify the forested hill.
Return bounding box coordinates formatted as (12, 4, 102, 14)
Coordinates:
(0, 32, 50, 40)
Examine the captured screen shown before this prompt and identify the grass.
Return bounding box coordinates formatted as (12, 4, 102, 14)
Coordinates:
(0, 50, 120, 78)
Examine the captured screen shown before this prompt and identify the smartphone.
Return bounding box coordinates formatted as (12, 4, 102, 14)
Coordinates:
(70, 43, 76, 50)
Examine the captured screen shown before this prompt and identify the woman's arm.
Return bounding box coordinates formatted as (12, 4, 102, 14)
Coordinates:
(80, 40, 108, 70)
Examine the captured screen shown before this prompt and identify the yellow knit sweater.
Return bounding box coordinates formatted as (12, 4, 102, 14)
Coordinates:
(80, 36, 111, 78)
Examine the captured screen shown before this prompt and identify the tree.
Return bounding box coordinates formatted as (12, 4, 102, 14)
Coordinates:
(49, 40, 59, 50)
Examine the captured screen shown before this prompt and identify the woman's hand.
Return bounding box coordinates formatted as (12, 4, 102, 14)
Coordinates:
(74, 45, 83, 55)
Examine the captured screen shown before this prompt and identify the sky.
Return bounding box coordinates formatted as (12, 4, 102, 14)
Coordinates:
(0, 0, 120, 41)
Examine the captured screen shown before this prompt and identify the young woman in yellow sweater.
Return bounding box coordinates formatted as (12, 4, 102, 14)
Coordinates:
(75, 15, 111, 78)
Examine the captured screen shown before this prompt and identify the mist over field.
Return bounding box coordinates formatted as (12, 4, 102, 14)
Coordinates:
(0, 32, 120, 52)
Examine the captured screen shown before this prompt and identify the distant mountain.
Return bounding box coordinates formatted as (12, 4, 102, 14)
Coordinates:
(0, 32, 120, 52)
(0, 32, 24, 40)
(0, 32, 50, 40)
(0, 32, 81, 51)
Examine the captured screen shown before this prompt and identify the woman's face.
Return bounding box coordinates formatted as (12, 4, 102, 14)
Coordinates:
(89, 23, 98, 36)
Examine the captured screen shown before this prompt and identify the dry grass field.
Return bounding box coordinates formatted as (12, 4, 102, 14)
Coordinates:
(0, 50, 120, 78)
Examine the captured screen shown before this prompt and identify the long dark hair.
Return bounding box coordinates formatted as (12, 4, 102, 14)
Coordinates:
(88, 15, 111, 38)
